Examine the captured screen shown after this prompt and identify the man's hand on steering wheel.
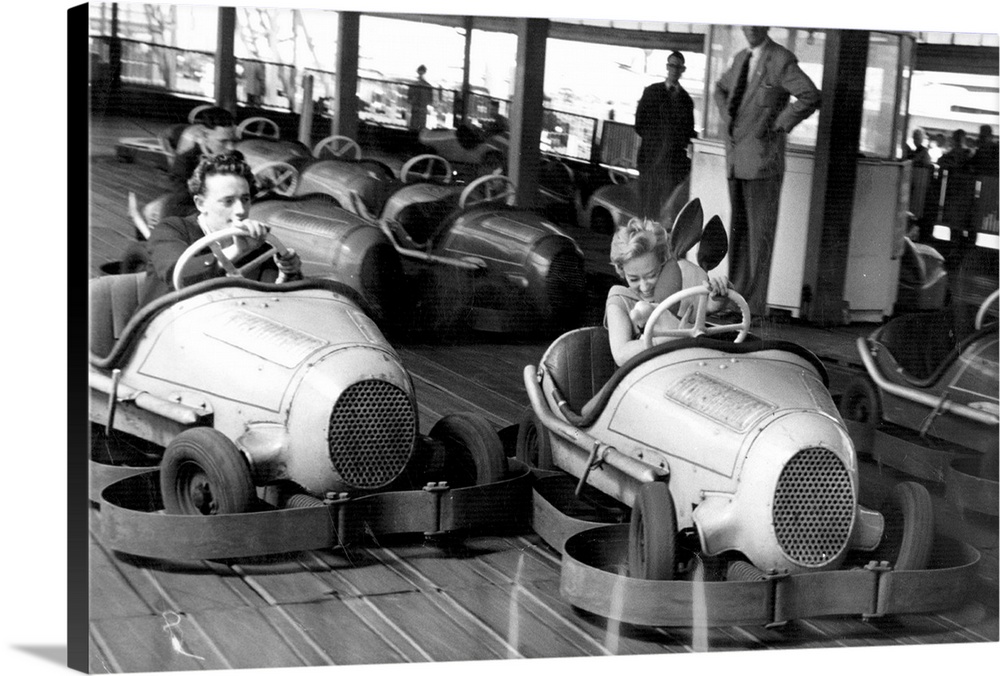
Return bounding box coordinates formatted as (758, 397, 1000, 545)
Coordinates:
(227, 218, 269, 258)
(274, 248, 302, 283)
(232, 219, 302, 282)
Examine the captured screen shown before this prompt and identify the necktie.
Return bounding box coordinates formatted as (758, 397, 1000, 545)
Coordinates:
(728, 54, 751, 134)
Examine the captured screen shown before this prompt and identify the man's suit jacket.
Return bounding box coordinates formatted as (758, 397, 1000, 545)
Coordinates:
(635, 82, 696, 178)
(713, 37, 820, 180)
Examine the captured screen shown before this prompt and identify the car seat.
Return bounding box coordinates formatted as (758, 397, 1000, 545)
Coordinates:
(541, 326, 618, 419)
(90, 272, 147, 360)
(874, 310, 959, 384)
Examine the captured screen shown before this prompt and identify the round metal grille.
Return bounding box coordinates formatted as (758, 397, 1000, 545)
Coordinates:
(772, 446, 854, 567)
(327, 379, 416, 489)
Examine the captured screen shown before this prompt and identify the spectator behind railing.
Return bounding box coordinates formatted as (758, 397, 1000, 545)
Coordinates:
(904, 128, 933, 168)
(938, 128, 973, 175)
(969, 124, 999, 177)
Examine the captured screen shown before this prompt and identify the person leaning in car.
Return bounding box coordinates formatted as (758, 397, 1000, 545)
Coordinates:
(140, 151, 302, 306)
(605, 218, 730, 366)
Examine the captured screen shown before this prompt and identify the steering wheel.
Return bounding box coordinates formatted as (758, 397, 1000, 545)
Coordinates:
(312, 134, 362, 160)
(237, 116, 281, 141)
(975, 289, 1000, 330)
(172, 226, 289, 291)
(642, 285, 751, 349)
(253, 161, 299, 197)
(400, 154, 453, 184)
(459, 174, 516, 210)
(608, 158, 637, 185)
(188, 104, 215, 125)
(539, 156, 575, 202)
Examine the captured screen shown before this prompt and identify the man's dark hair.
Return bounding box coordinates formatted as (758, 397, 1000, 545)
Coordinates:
(187, 150, 257, 197)
(668, 51, 685, 65)
(196, 106, 236, 129)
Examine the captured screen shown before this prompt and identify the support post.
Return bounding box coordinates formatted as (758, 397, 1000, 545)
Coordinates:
(332, 11, 360, 141)
(299, 74, 315, 146)
(803, 30, 870, 325)
(215, 7, 238, 114)
(108, 2, 122, 113)
(459, 16, 473, 125)
(509, 18, 549, 209)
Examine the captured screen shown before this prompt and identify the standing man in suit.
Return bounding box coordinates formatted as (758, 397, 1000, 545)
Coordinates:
(714, 26, 820, 316)
(635, 51, 697, 221)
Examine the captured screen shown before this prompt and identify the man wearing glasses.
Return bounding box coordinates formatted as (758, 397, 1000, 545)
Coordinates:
(634, 51, 697, 221)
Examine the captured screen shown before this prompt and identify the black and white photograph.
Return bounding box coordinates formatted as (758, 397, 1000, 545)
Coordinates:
(32, 0, 1000, 673)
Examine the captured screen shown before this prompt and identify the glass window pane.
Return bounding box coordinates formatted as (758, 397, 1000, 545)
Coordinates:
(860, 32, 901, 158)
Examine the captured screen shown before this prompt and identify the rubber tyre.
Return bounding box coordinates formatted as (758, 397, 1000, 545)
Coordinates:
(515, 407, 554, 470)
(160, 428, 255, 516)
(839, 376, 881, 429)
(628, 481, 677, 580)
(428, 413, 508, 488)
(876, 481, 935, 571)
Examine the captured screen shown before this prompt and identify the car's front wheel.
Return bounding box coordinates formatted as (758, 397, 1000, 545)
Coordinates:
(428, 412, 508, 488)
(875, 480, 934, 571)
(160, 428, 255, 516)
(628, 481, 677, 580)
(838, 376, 881, 450)
(515, 407, 554, 470)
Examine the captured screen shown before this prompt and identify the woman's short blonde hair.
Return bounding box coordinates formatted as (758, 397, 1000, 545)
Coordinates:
(609, 217, 671, 278)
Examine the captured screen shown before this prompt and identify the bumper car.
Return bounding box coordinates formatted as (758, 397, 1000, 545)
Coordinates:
(89, 228, 510, 520)
(518, 283, 937, 580)
(517, 200, 933, 581)
(248, 193, 404, 326)
(114, 104, 217, 165)
(419, 124, 507, 178)
(419, 125, 577, 217)
(841, 290, 998, 511)
(293, 152, 450, 219)
(583, 161, 689, 234)
(347, 172, 588, 335)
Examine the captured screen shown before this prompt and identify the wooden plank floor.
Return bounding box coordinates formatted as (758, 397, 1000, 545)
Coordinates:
(87, 115, 998, 673)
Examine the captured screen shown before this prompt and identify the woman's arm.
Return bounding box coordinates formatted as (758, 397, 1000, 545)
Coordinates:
(607, 300, 649, 367)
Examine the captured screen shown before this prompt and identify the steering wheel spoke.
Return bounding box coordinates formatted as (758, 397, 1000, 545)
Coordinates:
(172, 226, 289, 291)
(400, 153, 452, 184)
(253, 161, 299, 197)
(459, 174, 516, 210)
(237, 116, 281, 141)
(642, 285, 750, 348)
(312, 135, 361, 160)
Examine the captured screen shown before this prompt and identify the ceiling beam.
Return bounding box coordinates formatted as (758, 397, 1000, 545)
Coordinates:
(369, 13, 706, 51)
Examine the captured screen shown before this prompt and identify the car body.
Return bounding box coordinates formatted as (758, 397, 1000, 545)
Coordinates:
(842, 289, 999, 481)
(418, 126, 508, 179)
(89, 251, 508, 517)
(582, 175, 639, 234)
(257, 170, 588, 336)
(513, 198, 936, 581)
(522, 286, 897, 578)
(249, 194, 405, 326)
(582, 169, 689, 234)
